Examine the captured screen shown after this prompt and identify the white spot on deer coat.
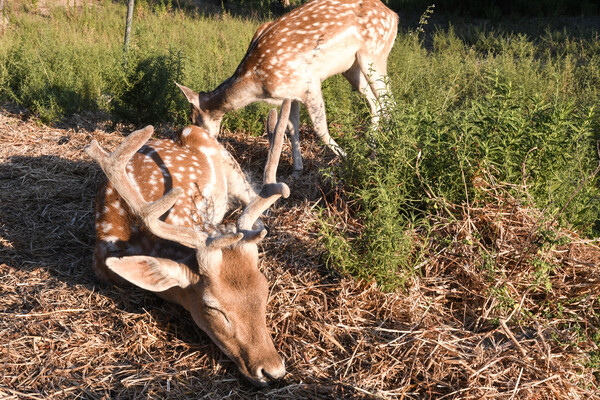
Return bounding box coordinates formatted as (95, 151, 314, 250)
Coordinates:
(101, 222, 113, 233)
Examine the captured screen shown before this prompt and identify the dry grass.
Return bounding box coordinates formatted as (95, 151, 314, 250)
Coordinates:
(1, 105, 599, 399)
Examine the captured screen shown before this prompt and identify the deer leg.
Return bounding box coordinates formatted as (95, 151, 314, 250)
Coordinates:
(342, 60, 379, 121)
(356, 54, 394, 123)
(304, 85, 346, 157)
(286, 100, 303, 174)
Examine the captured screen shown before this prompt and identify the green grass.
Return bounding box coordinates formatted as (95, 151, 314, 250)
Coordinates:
(0, 0, 261, 124)
(1, 1, 599, 292)
(386, 0, 598, 17)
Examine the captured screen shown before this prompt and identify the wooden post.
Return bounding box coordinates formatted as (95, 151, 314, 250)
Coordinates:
(0, 0, 5, 37)
(123, 0, 135, 53)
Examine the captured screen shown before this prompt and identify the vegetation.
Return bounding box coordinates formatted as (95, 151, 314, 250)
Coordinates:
(1, 1, 599, 396)
(387, 0, 598, 17)
(0, 0, 261, 125)
(323, 22, 600, 291)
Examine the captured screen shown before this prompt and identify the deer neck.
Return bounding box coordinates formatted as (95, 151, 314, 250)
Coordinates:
(202, 75, 260, 116)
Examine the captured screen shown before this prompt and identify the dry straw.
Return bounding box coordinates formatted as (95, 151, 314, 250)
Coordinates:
(0, 106, 598, 399)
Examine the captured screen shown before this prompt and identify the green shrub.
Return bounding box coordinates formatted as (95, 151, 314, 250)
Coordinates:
(0, 0, 259, 125)
(112, 48, 187, 125)
(322, 27, 600, 290)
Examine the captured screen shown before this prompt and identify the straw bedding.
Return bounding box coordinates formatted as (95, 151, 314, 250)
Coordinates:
(0, 106, 598, 399)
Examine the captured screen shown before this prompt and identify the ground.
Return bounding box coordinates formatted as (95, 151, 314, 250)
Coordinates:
(1, 106, 599, 399)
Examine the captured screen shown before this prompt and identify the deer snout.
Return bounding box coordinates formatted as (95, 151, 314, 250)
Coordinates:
(261, 355, 286, 381)
(248, 355, 286, 387)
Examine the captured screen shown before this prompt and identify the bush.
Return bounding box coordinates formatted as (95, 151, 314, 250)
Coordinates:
(1, 38, 106, 122)
(0, 0, 259, 126)
(112, 48, 187, 125)
(321, 29, 600, 290)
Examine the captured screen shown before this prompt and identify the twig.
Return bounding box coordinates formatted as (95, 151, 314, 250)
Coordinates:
(509, 367, 524, 399)
(499, 319, 527, 357)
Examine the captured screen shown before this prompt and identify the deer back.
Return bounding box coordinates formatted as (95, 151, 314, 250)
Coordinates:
(93, 126, 229, 282)
(233, 0, 398, 97)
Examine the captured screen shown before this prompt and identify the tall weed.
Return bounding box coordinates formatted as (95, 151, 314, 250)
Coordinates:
(0, 1, 259, 124)
(112, 48, 187, 125)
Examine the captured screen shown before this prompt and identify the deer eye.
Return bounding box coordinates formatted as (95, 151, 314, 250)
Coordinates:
(206, 306, 230, 325)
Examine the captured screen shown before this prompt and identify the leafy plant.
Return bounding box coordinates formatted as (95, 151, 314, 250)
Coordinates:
(112, 48, 187, 125)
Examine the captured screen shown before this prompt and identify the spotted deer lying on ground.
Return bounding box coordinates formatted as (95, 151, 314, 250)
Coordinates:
(86, 100, 293, 386)
(177, 0, 398, 174)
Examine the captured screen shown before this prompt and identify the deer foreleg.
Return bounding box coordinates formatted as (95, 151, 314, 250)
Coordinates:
(305, 85, 346, 157)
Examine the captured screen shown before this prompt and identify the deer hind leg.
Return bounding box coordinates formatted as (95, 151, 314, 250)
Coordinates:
(342, 59, 380, 124)
(286, 100, 303, 174)
(356, 53, 394, 124)
(304, 85, 346, 157)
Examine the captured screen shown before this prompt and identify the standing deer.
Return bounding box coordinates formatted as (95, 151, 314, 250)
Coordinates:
(86, 101, 293, 386)
(177, 0, 398, 173)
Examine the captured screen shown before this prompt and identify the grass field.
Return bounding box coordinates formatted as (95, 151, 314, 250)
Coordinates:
(1, 0, 600, 398)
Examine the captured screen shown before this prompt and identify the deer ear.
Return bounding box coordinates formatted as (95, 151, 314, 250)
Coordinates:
(175, 82, 201, 110)
(106, 256, 193, 292)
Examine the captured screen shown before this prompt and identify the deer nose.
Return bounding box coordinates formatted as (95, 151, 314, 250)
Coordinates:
(258, 358, 286, 383)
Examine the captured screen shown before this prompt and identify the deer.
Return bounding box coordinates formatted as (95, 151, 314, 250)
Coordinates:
(85, 100, 294, 387)
(177, 0, 398, 174)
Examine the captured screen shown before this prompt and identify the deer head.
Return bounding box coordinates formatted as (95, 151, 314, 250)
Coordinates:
(176, 82, 224, 138)
(86, 101, 293, 386)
